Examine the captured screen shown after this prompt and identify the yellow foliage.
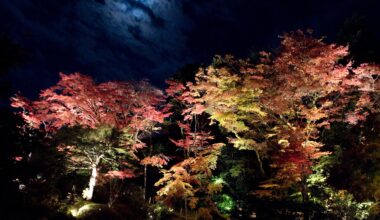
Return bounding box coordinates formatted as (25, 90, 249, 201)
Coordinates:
(188, 197, 199, 209)
(231, 137, 266, 151)
(207, 182, 223, 195)
(259, 183, 281, 189)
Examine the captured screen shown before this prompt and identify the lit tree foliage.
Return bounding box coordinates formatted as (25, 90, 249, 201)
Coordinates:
(193, 55, 269, 174)
(11, 73, 167, 132)
(258, 31, 380, 201)
(304, 152, 374, 219)
(54, 125, 135, 200)
(11, 73, 167, 200)
(154, 80, 224, 219)
(155, 128, 224, 219)
(189, 31, 380, 203)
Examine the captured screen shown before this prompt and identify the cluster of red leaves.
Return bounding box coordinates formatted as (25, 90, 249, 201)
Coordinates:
(271, 127, 330, 188)
(265, 31, 380, 126)
(104, 169, 135, 180)
(169, 121, 214, 153)
(261, 32, 379, 191)
(165, 80, 206, 121)
(13, 156, 23, 162)
(11, 73, 167, 133)
(11, 73, 170, 183)
(140, 154, 170, 168)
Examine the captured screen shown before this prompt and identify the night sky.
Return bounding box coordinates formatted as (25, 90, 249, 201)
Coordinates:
(0, 0, 379, 98)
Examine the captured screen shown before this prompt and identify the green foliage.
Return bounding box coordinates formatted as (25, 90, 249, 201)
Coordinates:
(229, 164, 244, 178)
(215, 194, 235, 213)
(54, 125, 131, 170)
(304, 153, 374, 219)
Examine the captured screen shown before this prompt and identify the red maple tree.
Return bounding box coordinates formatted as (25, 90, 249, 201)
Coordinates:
(11, 73, 167, 200)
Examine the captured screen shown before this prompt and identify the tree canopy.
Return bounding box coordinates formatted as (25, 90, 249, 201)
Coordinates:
(5, 31, 380, 219)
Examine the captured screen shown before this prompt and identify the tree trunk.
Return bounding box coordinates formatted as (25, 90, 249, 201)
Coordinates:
(143, 164, 147, 200)
(84, 164, 98, 200)
(254, 149, 265, 175)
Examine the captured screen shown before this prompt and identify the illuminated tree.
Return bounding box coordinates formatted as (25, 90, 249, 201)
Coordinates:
(155, 122, 224, 218)
(154, 80, 224, 218)
(258, 31, 380, 201)
(55, 125, 135, 200)
(189, 31, 380, 203)
(193, 55, 269, 173)
(11, 73, 167, 200)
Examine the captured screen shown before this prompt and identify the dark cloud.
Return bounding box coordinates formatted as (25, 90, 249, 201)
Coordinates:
(123, 0, 165, 28)
(0, 0, 378, 99)
(127, 25, 152, 46)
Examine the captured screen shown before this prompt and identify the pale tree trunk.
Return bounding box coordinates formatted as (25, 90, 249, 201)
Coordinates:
(83, 156, 102, 200)
(89, 165, 97, 199)
(83, 164, 98, 200)
(143, 164, 147, 200)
